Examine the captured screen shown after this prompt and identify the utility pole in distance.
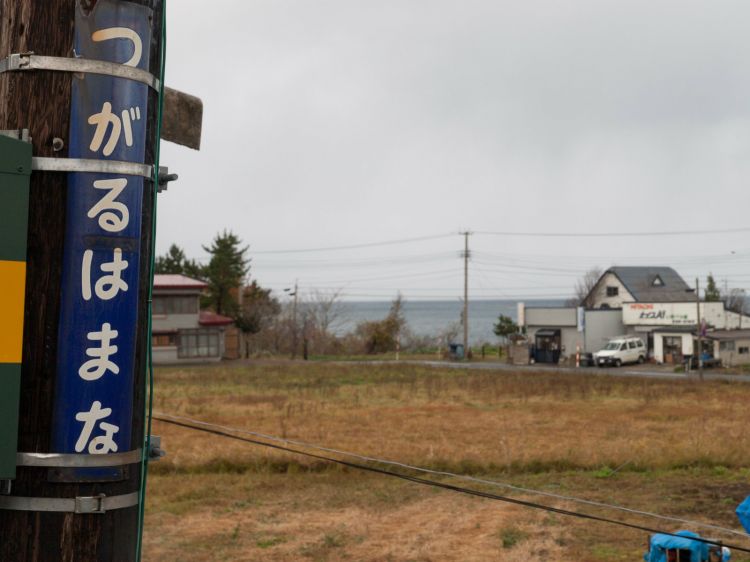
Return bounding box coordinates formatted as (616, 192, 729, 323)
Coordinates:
(461, 231, 471, 359)
(695, 277, 704, 381)
(0, 0, 164, 560)
(285, 280, 299, 359)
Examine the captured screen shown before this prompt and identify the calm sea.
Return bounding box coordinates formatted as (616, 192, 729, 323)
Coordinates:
(334, 299, 565, 345)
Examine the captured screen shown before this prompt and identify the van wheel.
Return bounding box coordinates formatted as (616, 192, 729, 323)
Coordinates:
(614, 359, 622, 367)
(638, 355, 645, 364)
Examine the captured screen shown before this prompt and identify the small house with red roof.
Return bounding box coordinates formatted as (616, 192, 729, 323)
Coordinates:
(152, 274, 235, 363)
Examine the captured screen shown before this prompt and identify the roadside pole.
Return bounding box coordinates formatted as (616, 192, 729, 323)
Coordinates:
(292, 280, 299, 359)
(695, 277, 703, 381)
(0, 0, 163, 559)
(461, 231, 470, 358)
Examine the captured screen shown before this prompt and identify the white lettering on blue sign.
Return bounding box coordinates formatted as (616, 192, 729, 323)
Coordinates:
(81, 247, 129, 301)
(91, 27, 143, 67)
(78, 322, 119, 382)
(75, 401, 119, 454)
(54, 0, 152, 470)
(87, 178, 130, 232)
(87, 101, 143, 156)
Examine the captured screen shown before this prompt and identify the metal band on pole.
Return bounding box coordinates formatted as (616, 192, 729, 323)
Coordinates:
(32, 157, 154, 179)
(16, 449, 142, 468)
(0, 492, 140, 514)
(0, 53, 160, 91)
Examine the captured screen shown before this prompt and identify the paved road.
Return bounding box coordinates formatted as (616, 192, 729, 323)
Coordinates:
(344, 359, 750, 383)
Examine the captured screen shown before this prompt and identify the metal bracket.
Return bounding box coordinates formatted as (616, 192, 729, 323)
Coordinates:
(17, 448, 142, 468)
(75, 494, 106, 514)
(157, 167, 178, 193)
(0, 491, 139, 514)
(32, 157, 154, 179)
(0, 53, 160, 91)
(148, 436, 166, 461)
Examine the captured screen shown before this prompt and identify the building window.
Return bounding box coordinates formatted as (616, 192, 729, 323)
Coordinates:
(153, 295, 199, 315)
(740, 347, 749, 355)
(152, 333, 177, 347)
(652, 275, 664, 287)
(606, 286, 618, 297)
(663, 336, 683, 362)
(719, 341, 735, 352)
(178, 328, 221, 358)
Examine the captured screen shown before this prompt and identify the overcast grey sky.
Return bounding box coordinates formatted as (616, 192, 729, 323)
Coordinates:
(158, 0, 750, 300)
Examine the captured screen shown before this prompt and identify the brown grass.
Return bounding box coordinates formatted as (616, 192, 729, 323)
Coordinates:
(143, 361, 750, 561)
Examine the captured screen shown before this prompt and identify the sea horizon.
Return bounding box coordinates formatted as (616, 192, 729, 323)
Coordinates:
(331, 298, 567, 345)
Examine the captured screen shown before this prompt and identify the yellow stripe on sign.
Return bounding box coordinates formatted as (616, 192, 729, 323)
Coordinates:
(0, 260, 26, 363)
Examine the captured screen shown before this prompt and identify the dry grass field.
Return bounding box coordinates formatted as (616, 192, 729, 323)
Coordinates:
(143, 361, 750, 561)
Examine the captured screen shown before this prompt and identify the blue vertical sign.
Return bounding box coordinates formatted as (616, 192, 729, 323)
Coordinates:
(53, 0, 152, 476)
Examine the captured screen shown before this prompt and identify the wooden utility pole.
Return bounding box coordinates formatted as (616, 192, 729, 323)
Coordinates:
(288, 280, 299, 359)
(461, 231, 470, 358)
(0, 0, 163, 559)
(695, 277, 704, 381)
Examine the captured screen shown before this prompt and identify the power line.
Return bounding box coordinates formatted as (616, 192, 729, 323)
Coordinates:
(154, 412, 750, 546)
(250, 233, 455, 254)
(475, 227, 750, 238)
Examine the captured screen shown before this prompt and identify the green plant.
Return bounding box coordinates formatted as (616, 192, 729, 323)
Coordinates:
(256, 536, 285, 548)
(499, 527, 528, 549)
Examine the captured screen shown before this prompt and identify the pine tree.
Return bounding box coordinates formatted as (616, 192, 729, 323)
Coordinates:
(202, 230, 250, 316)
(493, 314, 518, 339)
(705, 274, 721, 302)
(154, 243, 205, 278)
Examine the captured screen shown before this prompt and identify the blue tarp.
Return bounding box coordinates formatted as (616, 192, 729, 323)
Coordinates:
(736, 496, 750, 535)
(643, 531, 708, 562)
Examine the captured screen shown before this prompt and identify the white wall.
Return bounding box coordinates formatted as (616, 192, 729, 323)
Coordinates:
(525, 307, 577, 327)
(152, 346, 178, 364)
(583, 309, 626, 352)
(152, 313, 200, 332)
(653, 333, 693, 363)
(588, 273, 633, 309)
(713, 338, 750, 367)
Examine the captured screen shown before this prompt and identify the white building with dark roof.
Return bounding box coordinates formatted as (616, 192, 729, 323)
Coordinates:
(521, 265, 750, 365)
(585, 266, 692, 309)
(152, 274, 234, 363)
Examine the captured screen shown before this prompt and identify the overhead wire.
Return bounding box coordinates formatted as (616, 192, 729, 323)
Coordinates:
(251, 233, 455, 254)
(174, 229, 750, 301)
(153, 412, 750, 551)
(475, 227, 750, 238)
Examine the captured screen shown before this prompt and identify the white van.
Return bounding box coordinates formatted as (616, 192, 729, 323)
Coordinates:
(594, 336, 646, 367)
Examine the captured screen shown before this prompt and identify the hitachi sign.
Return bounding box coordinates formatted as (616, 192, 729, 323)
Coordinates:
(623, 302, 696, 326)
(639, 310, 667, 320)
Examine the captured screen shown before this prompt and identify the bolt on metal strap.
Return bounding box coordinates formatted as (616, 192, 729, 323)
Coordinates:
(16, 448, 142, 468)
(0, 53, 160, 91)
(0, 491, 140, 514)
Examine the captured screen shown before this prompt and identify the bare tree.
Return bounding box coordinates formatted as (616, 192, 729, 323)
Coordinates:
(723, 287, 747, 314)
(566, 267, 603, 307)
(305, 288, 347, 335)
(294, 289, 348, 356)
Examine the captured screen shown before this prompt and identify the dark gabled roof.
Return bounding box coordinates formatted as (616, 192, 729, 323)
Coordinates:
(604, 266, 692, 302)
